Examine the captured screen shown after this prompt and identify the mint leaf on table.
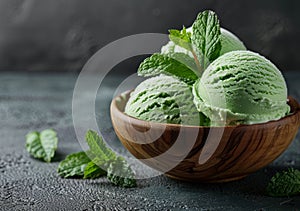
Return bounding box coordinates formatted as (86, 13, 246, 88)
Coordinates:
(266, 168, 300, 197)
(107, 157, 137, 188)
(138, 53, 198, 85)
(84, 158, 107, 179)
(57, 151, 91, 178)
(25, 129, 58, 162)
(169, 26, 193, 51)
(86, 130, 116, 161)
(85, 131, 136, 187)
(57, 130, 137, 187)
(57, 152, 106, 179)
(191, 10, 221, 71)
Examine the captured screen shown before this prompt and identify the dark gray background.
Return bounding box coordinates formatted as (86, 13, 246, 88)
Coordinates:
(0, 0, 299, 72)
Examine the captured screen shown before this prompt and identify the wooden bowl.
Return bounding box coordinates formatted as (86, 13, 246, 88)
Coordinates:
(110, 91, 300, 183)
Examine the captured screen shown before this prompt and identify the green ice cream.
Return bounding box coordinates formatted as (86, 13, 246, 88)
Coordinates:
(219, 28, 246, 55)
(193, 50, 290, 125)
(125, 75, 206, 126)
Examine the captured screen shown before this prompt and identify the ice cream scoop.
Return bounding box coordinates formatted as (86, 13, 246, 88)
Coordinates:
(125, 75, 207, 126)
(193, 50, 290, 125)
(219, 28, 246, 55)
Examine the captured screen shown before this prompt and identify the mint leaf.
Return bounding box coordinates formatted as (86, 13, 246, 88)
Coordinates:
(166, 52, 199, 75)
(161, 40, 199, 76)
(85, 130, 116, 161)
(57, 151, 91, 178)
(169, 26, 193, 51)
(25, 129, 58, 162)
(191, 10, 221, 70)
(266, 168, 300, 197)
(138, 53, 198, 85)
(107, 157, 137, 188)
(83, 158, 107, 179)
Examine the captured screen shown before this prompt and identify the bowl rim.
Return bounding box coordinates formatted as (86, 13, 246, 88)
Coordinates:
(111, 90, 300, 129)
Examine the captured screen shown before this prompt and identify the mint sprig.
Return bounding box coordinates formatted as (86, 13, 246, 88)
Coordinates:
(266, 168, 300, 197)
(57, 130, 137, 188)
(191, 10, 221, 71)
(138, 10, 222, 83)
(138, 53, 198, 85)
(25, 129, 58, 162)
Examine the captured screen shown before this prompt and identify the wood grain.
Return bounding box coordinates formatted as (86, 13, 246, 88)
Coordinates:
(111, 91, 300, 183)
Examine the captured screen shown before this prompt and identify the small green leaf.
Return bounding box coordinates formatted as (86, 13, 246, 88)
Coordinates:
(138, 53, 198, 85)
(107, 157, 137, 188)
(85, 130, 116, 161)
(161, 40, 199, 76)
(25, 129, 58, 162)
(84, 158, 107, 179)
(191, 10, 221, 70)
(266, 168, 300, 197)
(57, 151, 91, 178)
(166, 52, 199, 75)
(169, 26, 193, 51)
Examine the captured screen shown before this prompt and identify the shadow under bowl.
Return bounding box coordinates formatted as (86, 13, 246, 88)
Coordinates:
(110, 91, 300, 183)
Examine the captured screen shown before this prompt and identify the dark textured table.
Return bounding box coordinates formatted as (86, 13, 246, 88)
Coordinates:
(0, 72, 299, 210)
